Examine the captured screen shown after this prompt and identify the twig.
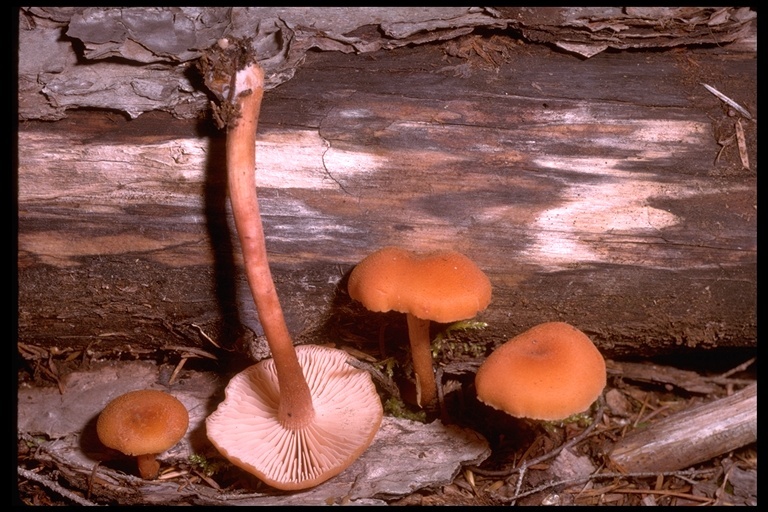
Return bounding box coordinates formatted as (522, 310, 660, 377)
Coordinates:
(716, 459, 737, 501)
(495, 468, 717, 503)
(18, 466, 100, 506)
(87, 461, 100, 501)
(701, 83, 753, 121)
(706, 357, 756, 388)
(604, 487, 715, 504)
(190, 323, 222, 350)
(634, 403, 670, 426)
(163, 344, 219, 360)
(435, 366, 448, 422)
(510, 400, 606, 503)
(718, 357, 755, 379)
(168, 357, 188, 386)
(346, 358, 401, 400)
(734, 119, 750, 170)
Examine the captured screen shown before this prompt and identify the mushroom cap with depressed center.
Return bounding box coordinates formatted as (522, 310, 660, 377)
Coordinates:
(347, 246, 492, 323)
(96, 389, 189, 456)
(205, 344, 383, 490)
(475, 322, 606, 421)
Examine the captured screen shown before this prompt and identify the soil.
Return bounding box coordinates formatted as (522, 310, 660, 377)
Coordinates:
(16, 315, 757, 505)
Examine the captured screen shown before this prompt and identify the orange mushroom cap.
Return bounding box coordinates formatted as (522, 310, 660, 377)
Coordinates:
(97, 389, 189, 456)
(347, 246, 492, 323)
(475, 322, 606, 421)
(206, 344, 383, 490)
(96, 389, 189, 479)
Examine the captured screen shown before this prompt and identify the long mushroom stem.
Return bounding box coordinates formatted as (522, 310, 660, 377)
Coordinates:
(226, 62, 315, 428)
(406, 313, 437, 407)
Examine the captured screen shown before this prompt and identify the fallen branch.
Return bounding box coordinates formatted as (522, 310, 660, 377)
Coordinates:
(18, 466, 99, 506)
(608, 382, 756, 473)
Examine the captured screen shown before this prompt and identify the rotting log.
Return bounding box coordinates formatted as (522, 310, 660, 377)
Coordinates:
(17, 42, 756, 359)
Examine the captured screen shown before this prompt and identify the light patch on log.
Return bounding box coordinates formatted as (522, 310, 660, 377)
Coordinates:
(258, 130, 387, 190)
(19, 133, 209, 205)
(499, 112, 740, 270)
(630, 119, 710, 145)
(19, 130, 387, 203)
(523, 161, 752, 269)
(524, 156, 681, 267)
(528, 107, 711, 149)
(260, 197, 365, 242)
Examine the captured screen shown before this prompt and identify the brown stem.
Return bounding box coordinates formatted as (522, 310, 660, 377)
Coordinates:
(406, 313, 437, 407)
(226, 63, 314, 428)
(136, 453, 160, 480)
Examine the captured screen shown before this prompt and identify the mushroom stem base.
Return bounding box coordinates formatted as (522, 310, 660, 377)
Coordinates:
(136, 453, 160, 480)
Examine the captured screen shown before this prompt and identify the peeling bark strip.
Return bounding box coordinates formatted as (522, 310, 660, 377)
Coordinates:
(18, 41, 755, 357)
(19, 7, 755, 121)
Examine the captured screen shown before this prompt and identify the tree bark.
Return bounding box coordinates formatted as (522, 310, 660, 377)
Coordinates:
(17, 42, 756, 358)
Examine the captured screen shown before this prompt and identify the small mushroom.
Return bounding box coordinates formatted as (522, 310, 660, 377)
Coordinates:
(96, 389, 189, 479)
(474, 322, 606, 421)
(348, 246, 492, 407)
(206, 344, 383, 490)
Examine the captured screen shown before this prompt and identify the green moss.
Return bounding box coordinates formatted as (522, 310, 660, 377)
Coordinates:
(383, 397, 427, 423)
(374, 357, 399, 379)
(188, 453, 225, 477)
(431, 320, 488, 359)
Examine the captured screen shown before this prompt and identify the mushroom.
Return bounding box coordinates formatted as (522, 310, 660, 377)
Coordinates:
(206, 344, 382, 490)
(348, 246, 492, 407)
(198, 39, 382, 490)
(474, 322, 606, 421)
(96, 389, 189, 480)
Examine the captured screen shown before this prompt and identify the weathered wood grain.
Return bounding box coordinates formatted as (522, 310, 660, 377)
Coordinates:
(17, 43, 756, 357)
(608, 383, 757, 473)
